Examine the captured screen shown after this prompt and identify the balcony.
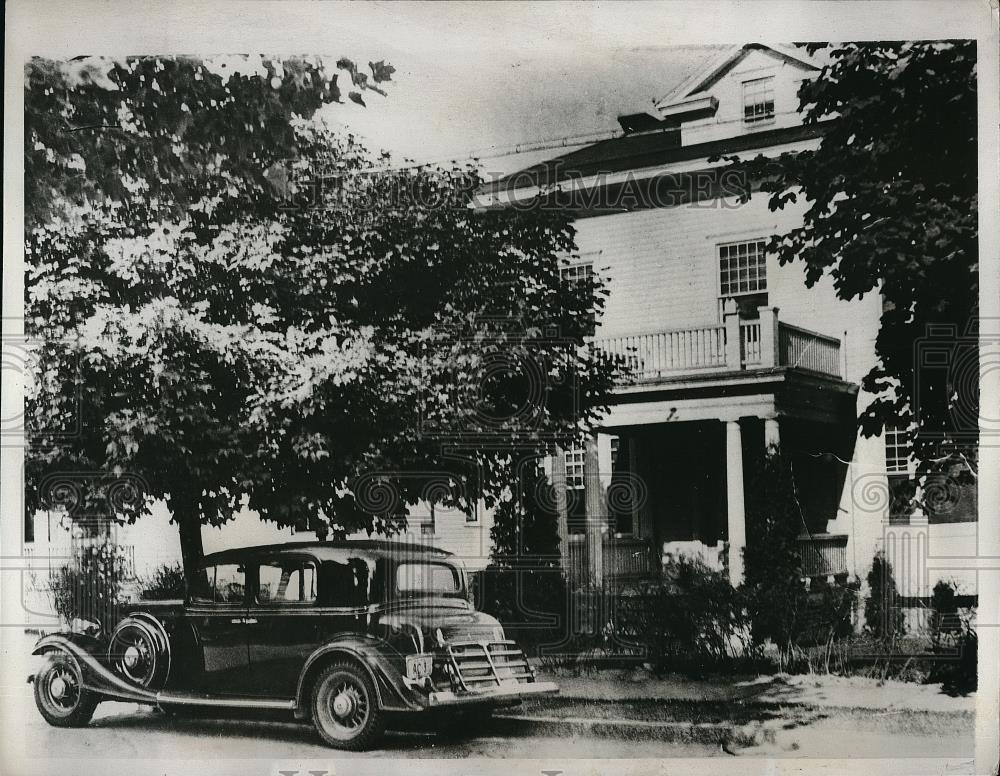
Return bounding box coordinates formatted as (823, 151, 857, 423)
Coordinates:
(595, 306, 842, 382)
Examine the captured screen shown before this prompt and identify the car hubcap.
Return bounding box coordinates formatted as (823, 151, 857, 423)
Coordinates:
(123, 645, 141, 670)
(47, 666, 79, 710)
(328, 681, 367, 731)
(49, 676, 66, 699)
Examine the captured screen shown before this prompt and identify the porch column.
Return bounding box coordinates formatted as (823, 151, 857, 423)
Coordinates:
(725, 420, 747, 585)
(550, 447, 570, 572)
(764, 417, 781, 451)
(584, 436, 604, 586)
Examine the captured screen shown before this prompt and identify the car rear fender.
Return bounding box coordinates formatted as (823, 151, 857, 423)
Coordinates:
(295, 637, 419, 717)
(31, 632, 159, 705)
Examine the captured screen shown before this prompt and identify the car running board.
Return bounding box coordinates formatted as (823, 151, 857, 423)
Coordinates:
(156, 692, 297, 711)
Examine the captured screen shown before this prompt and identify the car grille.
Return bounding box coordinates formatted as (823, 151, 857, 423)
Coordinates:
(442, 640, 534, 690)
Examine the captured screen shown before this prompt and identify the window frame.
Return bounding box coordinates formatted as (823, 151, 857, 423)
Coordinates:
(190, 561, 248, 606)
(742, 76, 776, 125)
(717, 238, 769, 300)
(884, 425, 912, 474)
(253, 556, 319, 606)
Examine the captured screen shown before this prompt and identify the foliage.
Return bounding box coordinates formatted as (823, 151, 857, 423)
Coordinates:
(933, 624, 977, 696)
(929, 579, 962, 647)
(716, 42, 978, 484)
(741, 447, 810, 661)
(490, 456, 563, 564)
(632, 557, 757, 673)
(47, 540, 130, 631)
(24, 55, 621, 580)
(479, 457, 570, 655)
(863, 552, 905, 641)
(138, 562, 187, 600)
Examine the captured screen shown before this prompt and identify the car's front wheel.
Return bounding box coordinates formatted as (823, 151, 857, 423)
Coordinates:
(33, 652, 99, 728)
(310, 662, 384, 750)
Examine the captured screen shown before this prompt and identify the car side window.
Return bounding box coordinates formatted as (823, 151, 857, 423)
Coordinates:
(191, 563, 246, 604)
(257, 559, 317, 604)
(320, 558, 370, 607)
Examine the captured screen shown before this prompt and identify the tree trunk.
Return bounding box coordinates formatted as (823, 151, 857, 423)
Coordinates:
(173, 499, 206, 594)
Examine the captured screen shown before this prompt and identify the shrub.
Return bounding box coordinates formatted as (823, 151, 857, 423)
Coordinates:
(864, 551, 905, 641)
(47, 539, 130, 631)
(742, 448, 811, 666)
(929, 579, 962, 647)
(475, 566, 568, 657)
(138, 562, 187, 600)
(631, 557, 757, 673)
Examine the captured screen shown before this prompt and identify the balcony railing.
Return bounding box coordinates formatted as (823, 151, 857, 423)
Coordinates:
(779, 323, 841, 377)
(596, 307, 841, 381)
(798, 533, 848, 578)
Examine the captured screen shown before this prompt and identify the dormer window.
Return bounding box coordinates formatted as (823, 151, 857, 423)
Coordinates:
(742, 76, 775, 124)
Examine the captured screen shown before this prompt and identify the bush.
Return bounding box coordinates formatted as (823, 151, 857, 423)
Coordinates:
(864, 552, 905, 641)
(138, 562, 186, 600)
(628, 557, 758, 674)
(474, 566, 568, 657)
(47, 539, 130, 631)
(929, 579, 962, 647)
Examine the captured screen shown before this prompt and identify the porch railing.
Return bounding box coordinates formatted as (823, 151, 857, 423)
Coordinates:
(779, 323, 841, 378)
(797, 533, 849, 578)
(595, 310, 841, 381)
(565, 535, 653, 584)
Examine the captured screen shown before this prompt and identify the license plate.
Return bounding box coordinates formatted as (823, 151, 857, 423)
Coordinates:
(406, 654, 434, 680)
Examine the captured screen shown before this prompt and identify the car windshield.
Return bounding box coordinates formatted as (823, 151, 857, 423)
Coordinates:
(395, 562, 463, 596)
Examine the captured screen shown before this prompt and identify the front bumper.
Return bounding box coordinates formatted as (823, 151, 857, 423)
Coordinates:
(426, 680, 559, 707)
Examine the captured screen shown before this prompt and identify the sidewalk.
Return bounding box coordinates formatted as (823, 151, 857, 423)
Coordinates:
(495, 667, 977, 754)
(532, 667, 976, 714)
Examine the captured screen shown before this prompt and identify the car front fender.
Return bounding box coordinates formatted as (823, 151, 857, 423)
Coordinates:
(31, 632, 159, 705)
(295, 636, 420, 715)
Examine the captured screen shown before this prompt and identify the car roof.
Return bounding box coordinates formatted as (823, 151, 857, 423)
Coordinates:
(200, 539, 455, 566)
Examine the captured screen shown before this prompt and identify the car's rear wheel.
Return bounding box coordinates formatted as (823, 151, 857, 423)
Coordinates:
(310, 662, 384, 750)
(33, 652, 98, 728)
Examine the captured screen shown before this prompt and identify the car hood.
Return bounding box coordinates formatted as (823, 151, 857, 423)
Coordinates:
(378, 601, 504, 644)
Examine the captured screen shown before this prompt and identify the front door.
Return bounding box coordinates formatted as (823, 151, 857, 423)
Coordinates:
(187, 561, 251, 694)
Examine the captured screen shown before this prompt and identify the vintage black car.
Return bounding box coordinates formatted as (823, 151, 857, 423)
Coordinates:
(30, 541, 558, 750)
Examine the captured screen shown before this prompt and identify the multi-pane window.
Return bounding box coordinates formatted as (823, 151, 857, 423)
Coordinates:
(742, 77, 775, 124)
(565, 443, 587, 534)
(884, 425, 911, 473)
(719, 239, 768, 297)
(560, 262, 594, 286)
(565, 444, 586, 490)
(561, 260, 597, 335)
(608, 436, 634, 536)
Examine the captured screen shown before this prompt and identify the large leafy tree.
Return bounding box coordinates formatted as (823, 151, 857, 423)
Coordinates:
(24, 55, 618, 584)
(718, 42, 978, 494)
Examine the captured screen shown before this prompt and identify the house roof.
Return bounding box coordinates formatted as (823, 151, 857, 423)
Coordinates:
(656, 43, 821, 109)
(481, 120, 831, 196)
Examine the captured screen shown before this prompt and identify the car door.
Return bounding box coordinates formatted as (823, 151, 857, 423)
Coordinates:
(186, 560, 252, 695)
(246, 554, 323, 696)
(247, 553, 368, 697)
